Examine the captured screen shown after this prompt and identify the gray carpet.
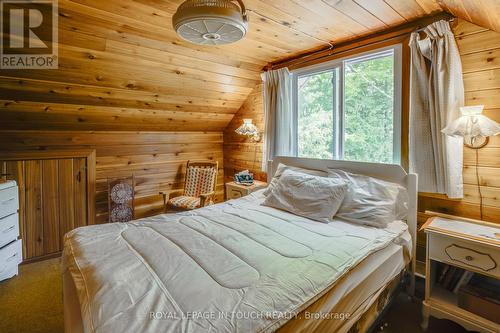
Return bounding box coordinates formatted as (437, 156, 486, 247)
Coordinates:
(0, 259, 470, 333)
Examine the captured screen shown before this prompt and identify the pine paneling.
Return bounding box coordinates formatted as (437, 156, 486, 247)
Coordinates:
(0, 131, 225, 225)
(437, 0, 500, 33)
(419, 20, 500, 223)
(24, 160, 43, 259)
(223, 84, 266, 182)
(1, 151, 94, 261)
(41, 160, 60, 254)
(1, 1, 499, 133)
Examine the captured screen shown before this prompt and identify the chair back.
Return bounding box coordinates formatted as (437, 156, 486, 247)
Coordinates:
(184, 161, 218, 197)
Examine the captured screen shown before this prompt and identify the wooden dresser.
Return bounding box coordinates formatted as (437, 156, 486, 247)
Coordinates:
(0, 180, 22, 281)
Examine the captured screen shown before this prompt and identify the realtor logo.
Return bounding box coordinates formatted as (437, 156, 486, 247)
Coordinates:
(1, 0, 58, 69)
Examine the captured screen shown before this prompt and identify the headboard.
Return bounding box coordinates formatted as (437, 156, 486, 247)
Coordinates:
(268, 156, 418, 294)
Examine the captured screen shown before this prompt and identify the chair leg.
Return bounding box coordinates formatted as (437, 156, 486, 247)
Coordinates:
(161, 193, 168, 213)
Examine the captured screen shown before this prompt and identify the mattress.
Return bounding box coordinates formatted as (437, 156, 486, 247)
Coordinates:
(277, 238, 408, 333)
(63, 190, 411, 333)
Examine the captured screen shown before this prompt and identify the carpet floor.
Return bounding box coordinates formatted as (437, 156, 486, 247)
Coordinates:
(0, 258, 63, 333)
(0, 258, 471, 333)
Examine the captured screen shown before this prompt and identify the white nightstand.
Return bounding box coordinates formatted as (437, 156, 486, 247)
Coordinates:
(225, 180, 267, 200)
(421, 215, 500, 333)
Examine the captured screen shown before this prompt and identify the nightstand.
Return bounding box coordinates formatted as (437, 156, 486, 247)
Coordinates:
(421, 215, 500, 332)
(225, 180, 267, 200)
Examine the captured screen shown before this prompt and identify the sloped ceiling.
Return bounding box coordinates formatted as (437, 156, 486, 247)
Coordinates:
(437, 0, 500, 33)
(0, 0, 495, 131)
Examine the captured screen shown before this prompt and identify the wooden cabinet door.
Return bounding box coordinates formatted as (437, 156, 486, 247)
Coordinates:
(1, 150, 95, 262)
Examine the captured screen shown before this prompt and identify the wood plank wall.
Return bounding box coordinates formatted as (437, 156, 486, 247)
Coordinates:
(1, 157, 89, 261)
(418, 20, 500, 224)
(0, 131, 224, 224)
(223, 84, 266, 183)
(0, 0, 232, 226)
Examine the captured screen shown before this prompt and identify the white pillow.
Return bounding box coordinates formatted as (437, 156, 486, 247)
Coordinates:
(264, 163, 328, 197)
(328, 169, 408, 228)
(263, 169, 348, 223)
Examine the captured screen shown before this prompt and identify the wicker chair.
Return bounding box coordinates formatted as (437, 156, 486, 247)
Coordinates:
(160, 160, 218, 212)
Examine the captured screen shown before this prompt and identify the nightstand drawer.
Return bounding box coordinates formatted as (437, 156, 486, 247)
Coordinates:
(227, 188, 244, 199)
(429, 233, 500, 278)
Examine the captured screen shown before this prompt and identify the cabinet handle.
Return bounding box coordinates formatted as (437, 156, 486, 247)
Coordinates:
(6, 253, 18, 262)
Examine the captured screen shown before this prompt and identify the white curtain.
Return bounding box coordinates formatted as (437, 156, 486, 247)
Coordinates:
(261, 67, 294, 171)
(409, 20, 464, 198)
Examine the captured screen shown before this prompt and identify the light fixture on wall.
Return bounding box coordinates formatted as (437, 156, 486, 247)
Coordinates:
(442, 105, 500, 220)
(442, 105, 500, 148)
(172, 0, 249, 45)
(235, 118, 260, 142)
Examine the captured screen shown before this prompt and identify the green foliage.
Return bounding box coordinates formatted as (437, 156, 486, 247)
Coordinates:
(298, 71, 334, 159)
(298, 54, 395, 163)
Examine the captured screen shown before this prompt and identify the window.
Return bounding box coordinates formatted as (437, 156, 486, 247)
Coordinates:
(293, 45, 402, 164)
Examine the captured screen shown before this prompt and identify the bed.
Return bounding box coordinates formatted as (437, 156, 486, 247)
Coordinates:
(63, 157, 417, 333)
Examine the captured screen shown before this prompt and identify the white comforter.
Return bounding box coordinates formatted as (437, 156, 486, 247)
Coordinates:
(63, 190, 411, 333)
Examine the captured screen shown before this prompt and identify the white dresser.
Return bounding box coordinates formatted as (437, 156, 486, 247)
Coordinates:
(0, 180, 22, 282)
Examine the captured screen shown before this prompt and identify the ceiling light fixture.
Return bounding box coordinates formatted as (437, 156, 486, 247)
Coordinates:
(172, 0, 249, 45)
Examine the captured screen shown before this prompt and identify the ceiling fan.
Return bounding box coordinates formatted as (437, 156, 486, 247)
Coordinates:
(173, 0, 249, 45)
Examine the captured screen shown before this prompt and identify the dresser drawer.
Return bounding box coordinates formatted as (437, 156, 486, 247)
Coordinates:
(0, 239, 22, 272)
(0, 185, 19, 218)
(0, 213, 19, 248)
(429, 233, 499, 278)
(0, 263, 19, 281)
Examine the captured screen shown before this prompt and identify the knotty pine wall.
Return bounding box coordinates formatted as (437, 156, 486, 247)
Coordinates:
(0, 131, 224, 224)
(0, 0, 260, 225)
(224, 84, 265, 183)
(418, 20, 500, 224)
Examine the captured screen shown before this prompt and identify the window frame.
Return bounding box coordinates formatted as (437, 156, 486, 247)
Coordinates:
(291, 44, 403, 164)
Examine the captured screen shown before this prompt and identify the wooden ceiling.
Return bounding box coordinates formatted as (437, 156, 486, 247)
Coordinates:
(0, 0, 497, 132)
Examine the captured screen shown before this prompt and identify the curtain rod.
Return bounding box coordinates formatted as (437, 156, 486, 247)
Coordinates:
(266, 12, 455, 71)
(415, 16, 455, 32)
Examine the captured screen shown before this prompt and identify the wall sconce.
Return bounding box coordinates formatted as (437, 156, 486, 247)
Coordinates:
(442, 105, 500, 220)
(235, 119, 261, 142)
(442, 105, 500, 148)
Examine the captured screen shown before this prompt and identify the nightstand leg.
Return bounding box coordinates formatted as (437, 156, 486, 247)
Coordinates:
(421, 301, 430, 331)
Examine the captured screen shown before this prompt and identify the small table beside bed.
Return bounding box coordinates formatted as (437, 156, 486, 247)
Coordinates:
(62, 156, 418, 333)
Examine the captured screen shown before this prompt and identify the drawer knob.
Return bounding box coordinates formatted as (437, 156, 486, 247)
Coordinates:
(445, 244, 497, 272)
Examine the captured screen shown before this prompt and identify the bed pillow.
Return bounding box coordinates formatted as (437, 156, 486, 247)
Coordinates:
(264, 163, 328, 197)
(263, 169, 348, 223)
(328, 169, 408, 228)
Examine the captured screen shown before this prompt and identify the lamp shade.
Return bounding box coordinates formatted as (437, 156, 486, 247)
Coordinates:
(235, 119, 258, 135)
(442, 105, 500, 138)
